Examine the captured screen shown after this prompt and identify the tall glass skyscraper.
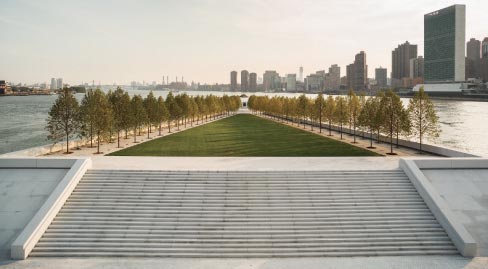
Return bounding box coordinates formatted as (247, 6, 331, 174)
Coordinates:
(424, 5, 465, 83)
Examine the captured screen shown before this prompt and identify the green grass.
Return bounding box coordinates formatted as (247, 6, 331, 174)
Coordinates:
(109, 114, 380, 157)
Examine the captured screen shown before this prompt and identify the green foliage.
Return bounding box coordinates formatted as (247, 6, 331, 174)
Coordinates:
(46, 89, 80, 153)
(408, 87, 440, 153)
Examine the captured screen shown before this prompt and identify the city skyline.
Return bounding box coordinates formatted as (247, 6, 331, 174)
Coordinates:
(1, 0, 487, 85)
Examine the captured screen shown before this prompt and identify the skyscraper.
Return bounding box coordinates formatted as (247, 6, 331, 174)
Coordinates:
(410, 56, 425, 79)
(240, 70, 249, 91)
(286, 74, 296, 92)
(50, 78, 56, 90)
(299, 66, 303, 82)
(56, 78, 63, 89)
(346, 64, 355, 90)
(263, 71, 279, 91)
(249, 73, 257, 91)
(354, 51, 368, 91)
(466, 38, 481, 79)
(375, 67, 387, 88)
(230, 71, 237, 91)
(424, 4, 466, 82)
(325, 64, 341, 90)
(392, 41, 417, 86)
(481, 38, 488, 82)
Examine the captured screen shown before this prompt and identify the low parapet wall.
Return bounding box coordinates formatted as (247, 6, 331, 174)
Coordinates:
(7, 157, 92, 259)
(400, 158, 479, 257)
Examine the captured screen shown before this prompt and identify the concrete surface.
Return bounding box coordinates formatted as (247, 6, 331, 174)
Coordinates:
(0, 168, 67, 260)
(423, 169, 488, 257)
(1, 256, 487, 269)
(89, 156, 402, 171)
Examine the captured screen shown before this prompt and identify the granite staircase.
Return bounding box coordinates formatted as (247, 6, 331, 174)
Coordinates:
(30, 170, 458, 257)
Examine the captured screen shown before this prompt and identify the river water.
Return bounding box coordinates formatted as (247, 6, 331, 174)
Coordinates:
(0, 88, 486, 156)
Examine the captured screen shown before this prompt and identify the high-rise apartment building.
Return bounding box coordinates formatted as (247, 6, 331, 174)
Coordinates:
(375, 67, 387, 88)
(324, 64, 340, 90)
(410, 56, 425, 79)
(230, 71, 237, 91)
(392, 41, 417, 86)
(240, 70, 249, 91)
(481, 38, 488, 82)
(50, 78, 56, 90)
(466, 38, 481, 79)
(249, 73, 257, 91)
(56, 78, 63, 89)
(263, 71, 280, 91)
(354, 51, 368, 91)
(346, 64, 355, 90)
(286, 74, 296, 92)
(424, 4, 466, 82)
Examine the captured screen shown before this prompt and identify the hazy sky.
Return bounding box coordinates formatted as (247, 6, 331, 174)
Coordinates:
(1, 0, 486, 85)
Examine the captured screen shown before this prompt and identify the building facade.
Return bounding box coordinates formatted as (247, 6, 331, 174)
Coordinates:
(410, 56, 425, 79)
(346, 64, 355, 90)
(424, 4, 466, 82)
(466, 38, 481, 79)
(375, 67, 387, 88)
(299, 66, 303, 82)
(286, 74, 296, 92)
(240, 70, 249, 91)
(263, 71, 280, 91)
(50, 78, 56, 90)
(305, 74, 323, 92)
(392, 41, 418, 86)
(354, 51, 368, 91)
(230, 71, 237, 91)
(325, 64, 340, 90)
(249, 73, 257, 91)
(56, 78, 63, 90)
(481, 38, 488, 82)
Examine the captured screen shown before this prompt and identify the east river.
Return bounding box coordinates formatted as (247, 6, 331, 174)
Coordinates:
(0, 88, 487, 156)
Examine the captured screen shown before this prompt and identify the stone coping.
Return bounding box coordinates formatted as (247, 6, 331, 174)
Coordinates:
(8, 158, 92, 259)
(399, 158, 479, 257)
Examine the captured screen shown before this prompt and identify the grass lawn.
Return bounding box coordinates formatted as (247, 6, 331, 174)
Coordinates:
(109, 114, 380, 157)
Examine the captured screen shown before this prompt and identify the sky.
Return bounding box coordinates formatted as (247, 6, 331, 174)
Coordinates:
(0, 0, 486, 85)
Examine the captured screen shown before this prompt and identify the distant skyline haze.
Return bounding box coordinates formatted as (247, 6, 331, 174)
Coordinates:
(0, 0, 486, 85)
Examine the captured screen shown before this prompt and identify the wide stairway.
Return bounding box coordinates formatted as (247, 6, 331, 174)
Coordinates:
(30, 170, 458, 257)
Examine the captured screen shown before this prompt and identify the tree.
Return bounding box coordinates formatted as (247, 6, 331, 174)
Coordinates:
(144, 91, 158, 139)
(348, 91, 361, 143)
(324, 95, 335, 136)
(334, 96, 348, 140)
(46, 88, 80, 154)
(297, 94, 308, 128)
(381, 90, 404, 155)
(408, 87, 440, 153)
(358, 96, 379, 149)
(79, 89, 97, 148)
(166, 92, 181, 132)
(130, 94, 147, 142)
(92, 89, 112, 154)
(109, 87, 131, 148)
(156, 96, 169, 136)
(314, 93, 325, 133)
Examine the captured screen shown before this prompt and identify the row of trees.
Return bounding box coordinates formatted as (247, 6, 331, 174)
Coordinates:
(248, 88, 440, 154)
(46, 88, 241, 153)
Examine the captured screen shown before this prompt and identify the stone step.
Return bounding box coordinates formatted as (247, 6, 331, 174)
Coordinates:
(41, 231, 449, 239)
(31, 169, 458, 258)
(28, 249, 460, 258)
(34, 240, 453, 249)
(31, 245, 458, 254)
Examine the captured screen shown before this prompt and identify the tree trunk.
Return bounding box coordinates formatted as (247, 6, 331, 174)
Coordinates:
(117, 131, 120, 148)
(147, 124, 150, 139)
(97, 131, 101, 154)
(159, 123, 162, 136)
(66, 133, 69, 154)
(134, 128, 137, 143)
